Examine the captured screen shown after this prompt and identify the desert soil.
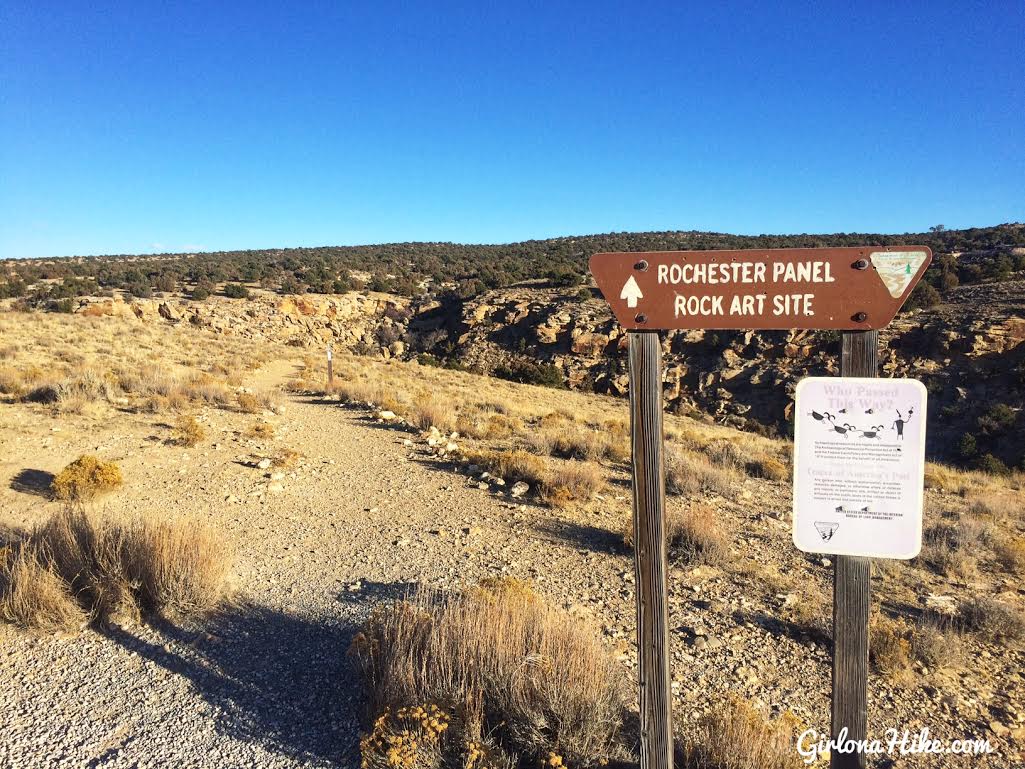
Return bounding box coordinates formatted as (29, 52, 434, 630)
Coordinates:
(1, 358, 1022, 768)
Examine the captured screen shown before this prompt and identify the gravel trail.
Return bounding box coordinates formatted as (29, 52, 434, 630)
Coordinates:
(1, 360, 570, 767)
(3, 360, 1022, 768)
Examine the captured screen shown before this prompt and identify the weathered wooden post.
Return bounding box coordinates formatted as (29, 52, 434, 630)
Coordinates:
(327, 343, 334, 389)
(628, 330, 674, 769)
(831, 330, 877, 769)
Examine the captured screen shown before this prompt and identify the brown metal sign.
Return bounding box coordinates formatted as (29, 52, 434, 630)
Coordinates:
(589, 246, 932, 331)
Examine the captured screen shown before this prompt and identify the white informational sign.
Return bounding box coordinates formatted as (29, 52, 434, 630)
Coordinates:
(792, 377, 927, 559)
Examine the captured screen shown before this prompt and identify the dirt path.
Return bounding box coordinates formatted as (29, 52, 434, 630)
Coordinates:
(5, 357, 1019, 768)
(0, 358, 639, 768)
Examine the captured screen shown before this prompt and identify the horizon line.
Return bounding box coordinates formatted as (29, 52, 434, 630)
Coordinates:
(3, 221, 1023, 263)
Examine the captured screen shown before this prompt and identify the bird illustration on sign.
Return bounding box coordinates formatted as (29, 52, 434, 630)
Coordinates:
(807, 400, 919, 441)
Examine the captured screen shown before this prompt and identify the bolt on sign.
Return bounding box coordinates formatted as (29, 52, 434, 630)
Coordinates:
(793, 377, 927, 559)
(589, 246, 932, 330)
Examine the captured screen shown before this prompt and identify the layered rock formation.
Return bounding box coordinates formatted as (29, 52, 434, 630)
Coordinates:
(439, 278, 1025, 466)
(62, 274, 1025, 467)
(74, 291, 410, 356)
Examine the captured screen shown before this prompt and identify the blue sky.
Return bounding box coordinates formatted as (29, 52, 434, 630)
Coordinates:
(2, 1, 1023, 259)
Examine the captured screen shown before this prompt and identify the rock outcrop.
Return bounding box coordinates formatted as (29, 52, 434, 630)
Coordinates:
(74, 291, 410, 355)
(441, 278, 1025, 467)
(65, 274, 1025, 467)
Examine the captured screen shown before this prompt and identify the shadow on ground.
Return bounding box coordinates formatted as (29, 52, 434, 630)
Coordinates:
(336, 579, 419, 607)
(10, 468, 55, 497)
(734, 609, 832, 647)
(104, 597, 403, 766)
(0, 522, 29, 548)
(531, 518, 628, 556)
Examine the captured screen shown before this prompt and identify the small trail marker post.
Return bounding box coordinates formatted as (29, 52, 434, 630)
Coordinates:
(591, 246, 931, 769)
(327, 343, 334, 389)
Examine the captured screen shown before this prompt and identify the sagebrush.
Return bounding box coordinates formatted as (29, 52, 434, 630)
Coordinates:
(350, 578, 624, 768)
(0, 507, 231, 629)
(50, 455, 123, 501)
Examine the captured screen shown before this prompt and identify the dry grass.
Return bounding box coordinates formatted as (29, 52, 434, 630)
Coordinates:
(50, 455, 123, 502)
(0, 547, 86, 631)
(19, 367, 119, 414)
(112, 367, 180, 399)
(911, 617, 965, 673)
(734, 560, 792, 596)
(666, 426, 790, 483)
(455, 408, 522, 441)
(246, 420, 276, 439)
(966, 491, 1021, 519)
(704, 438, 750, 473)
(184, 377, 236, 409)
(667, 505, 729, 565)
(0, 365, 27, 395)
(271, 448, 302, 469)
(957, 596, 1025, 644)
(331, 376, 396, 410)
(623, 504, 729, 566)
(869, 614, 914, 682)
(117, 514, 230, 618)
(120, 367, 231, 411)
(236, 391, 264, 414)
(464, 448, 601, 508)
(994, 536, 1025, 574)
(0, 507, 231, 628)
(677, 695, 803, 769)
(664, 423, 707, 449)
(746, 453, 789, 481)
(465, 449, 547, 488)
(921, 462, 1012, 495)
(779, 582, 827, 633)
(406, 397, 457, 434)
(924, 463, 970, 494)
(172, 414, 206, 447)
(920, 515, 993, 579)
(527, 421, 630, 463)
(349, 578, 624, 768)
(0, 312, 285, 423)
(540, 462, 603, 508)
(665, 445, 742, 497)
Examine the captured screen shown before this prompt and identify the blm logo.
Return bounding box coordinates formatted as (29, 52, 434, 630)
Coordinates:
(814, 521, 840, 542)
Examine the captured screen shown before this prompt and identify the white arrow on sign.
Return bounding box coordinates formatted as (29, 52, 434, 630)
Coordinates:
(620, 275, 643, 308)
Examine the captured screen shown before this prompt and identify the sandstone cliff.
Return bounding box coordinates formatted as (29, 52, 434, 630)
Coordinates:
(436, 277, 1025, 467)
(61, 273, 1024, 469)
(74, 291, 410, 356)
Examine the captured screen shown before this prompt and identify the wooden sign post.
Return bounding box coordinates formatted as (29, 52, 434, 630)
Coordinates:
(832, 330, 876, 769)
(591, 246, 931, 769)
(327, 343, 334, 389)
(628, 331, 674, 769)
